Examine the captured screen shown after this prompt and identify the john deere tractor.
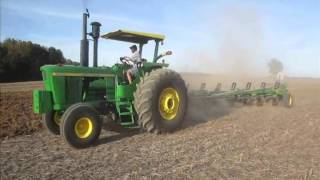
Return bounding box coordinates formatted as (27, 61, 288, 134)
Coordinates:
(33, 11, 187, 148)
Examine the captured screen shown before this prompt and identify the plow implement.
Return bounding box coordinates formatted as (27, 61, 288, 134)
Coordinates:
(189, 82, 294, 107)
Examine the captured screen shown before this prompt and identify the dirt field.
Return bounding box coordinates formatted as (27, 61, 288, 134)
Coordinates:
(0, 81, 42, 137)
(0, 76, 319, 179)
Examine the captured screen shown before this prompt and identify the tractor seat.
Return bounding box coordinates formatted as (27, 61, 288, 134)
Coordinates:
(137, 59, 147, 68)
(141, 58, 147, 62)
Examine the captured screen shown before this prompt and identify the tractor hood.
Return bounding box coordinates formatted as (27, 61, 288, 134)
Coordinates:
(40, 65, 115, 77)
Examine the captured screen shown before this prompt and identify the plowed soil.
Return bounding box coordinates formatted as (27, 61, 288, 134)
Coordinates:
(0, 91, 41, 137)
(0, 76, 319, 179)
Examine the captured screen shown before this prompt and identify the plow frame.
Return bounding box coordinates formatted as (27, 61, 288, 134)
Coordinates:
(189, 81, 292, 107)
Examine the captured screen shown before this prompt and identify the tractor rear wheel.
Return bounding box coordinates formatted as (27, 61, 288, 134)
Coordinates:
(60, 103, 102, 149)
(43, 111, 61, 135)
(134, 69, 188, 133)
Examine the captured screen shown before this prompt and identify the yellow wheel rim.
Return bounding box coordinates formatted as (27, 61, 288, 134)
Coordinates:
(159, 87, 180, 120)
(288, 95, 293, 106)
(53, 112, 61, 125)
(74, 117, 93, 139)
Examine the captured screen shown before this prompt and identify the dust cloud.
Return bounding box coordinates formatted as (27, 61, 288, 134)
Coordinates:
(215, 5, 264, 77)
(182, 4, 267, 123)
(185, 96, 232, 123)
(181, 4, 267, 78)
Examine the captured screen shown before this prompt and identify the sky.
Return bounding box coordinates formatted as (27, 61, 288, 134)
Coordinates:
(1, 0, 319, 77)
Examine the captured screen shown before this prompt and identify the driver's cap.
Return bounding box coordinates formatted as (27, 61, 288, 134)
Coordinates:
(130, 45, 137, 50)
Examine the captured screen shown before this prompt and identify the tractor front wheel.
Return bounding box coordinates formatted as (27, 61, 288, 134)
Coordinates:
(60, 103, 102, 149)
(134, 69, 188, 133)
(43, 111, 61, 135)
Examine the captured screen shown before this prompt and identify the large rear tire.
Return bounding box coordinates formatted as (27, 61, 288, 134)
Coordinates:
(43, 111, 61, 135)
(60, 103, 102, 149)
(134, 69, 188, 133)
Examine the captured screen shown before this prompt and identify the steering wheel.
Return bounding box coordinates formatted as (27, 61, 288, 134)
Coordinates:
(120, 57, 129, 65)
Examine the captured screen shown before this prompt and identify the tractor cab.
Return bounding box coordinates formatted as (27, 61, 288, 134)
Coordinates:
(100, 30, 172, 127)
(101, 29, 166, 63)
(101, 29, 170, 86)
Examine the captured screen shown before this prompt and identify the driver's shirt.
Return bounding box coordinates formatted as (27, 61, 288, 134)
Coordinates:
(127, 51, 141, 65)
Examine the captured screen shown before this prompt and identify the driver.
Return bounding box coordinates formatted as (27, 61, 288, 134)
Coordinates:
(120, 45, 141, 84)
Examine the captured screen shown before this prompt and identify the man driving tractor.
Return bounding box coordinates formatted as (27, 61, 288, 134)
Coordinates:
(120, 45, 141, 84)
(121, 45, 173, 84)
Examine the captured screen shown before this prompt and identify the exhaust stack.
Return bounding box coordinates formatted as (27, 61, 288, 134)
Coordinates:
(80, 9, 89, 67)
(90, 22, 101, 67)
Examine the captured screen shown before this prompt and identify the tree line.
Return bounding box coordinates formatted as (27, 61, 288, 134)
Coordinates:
(0, 38, 79, 82)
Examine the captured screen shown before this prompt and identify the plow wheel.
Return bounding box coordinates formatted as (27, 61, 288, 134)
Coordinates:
(256, 96, 264, 106)
(134, 69, 187, 133)
(246, 97, 255, 105)
(283, 93, 294, 108)
(60, 103, 102, 149)
(43, 111, 62, 135)
(242, 98, 249, 105)
(272, 97, 279, 106)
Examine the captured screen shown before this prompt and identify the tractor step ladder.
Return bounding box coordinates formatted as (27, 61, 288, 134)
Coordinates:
(116, 100, 135, 125)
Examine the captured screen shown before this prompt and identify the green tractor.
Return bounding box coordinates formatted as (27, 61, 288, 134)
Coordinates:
(33, 11, 187, 148)
(33, 11, 294, 149)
